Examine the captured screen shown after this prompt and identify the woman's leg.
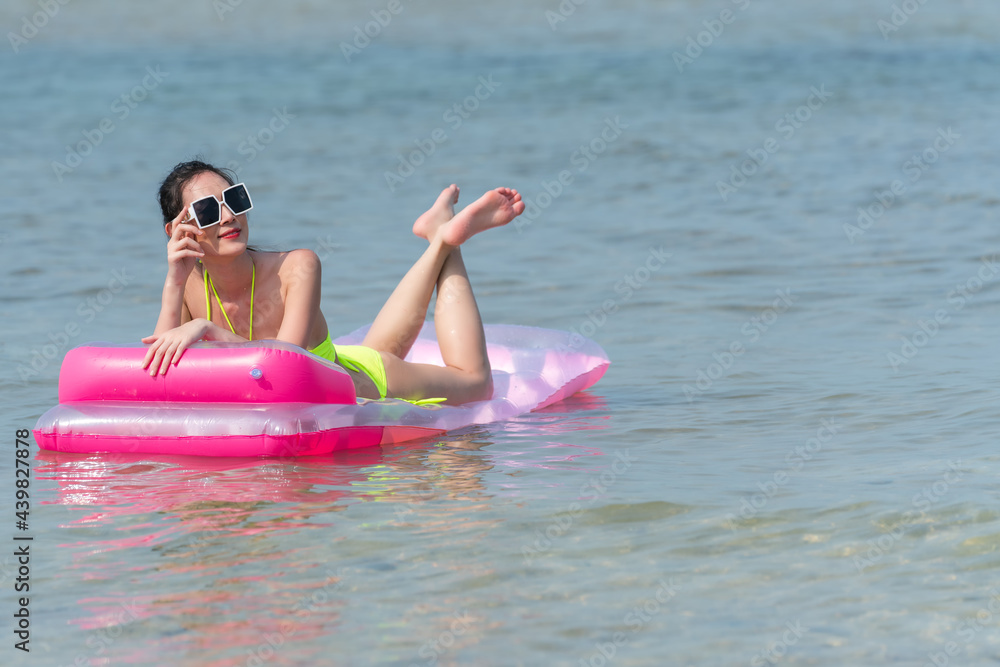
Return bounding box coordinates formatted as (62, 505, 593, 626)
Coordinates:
(362, 186, 524, 404)
(361, 186, 459, 359)
(380, 246, 492, 403)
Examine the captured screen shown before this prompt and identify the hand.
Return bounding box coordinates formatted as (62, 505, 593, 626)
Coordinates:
(165, 208, 205, 285)
(141, 319, 210, 376)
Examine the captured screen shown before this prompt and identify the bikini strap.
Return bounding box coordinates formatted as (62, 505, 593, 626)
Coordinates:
(204, 258, 255, 341)
(203, 266, 211, 322)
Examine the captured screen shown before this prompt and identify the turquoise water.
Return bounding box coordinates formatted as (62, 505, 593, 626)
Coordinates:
(4, 1, 1000, 664)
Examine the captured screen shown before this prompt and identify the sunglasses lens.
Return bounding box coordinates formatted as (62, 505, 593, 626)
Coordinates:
(224, 184, 252, 215)
(192, 197, 220, 228)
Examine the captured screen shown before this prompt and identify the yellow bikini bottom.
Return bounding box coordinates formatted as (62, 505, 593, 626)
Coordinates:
(310, 333, 445, 405)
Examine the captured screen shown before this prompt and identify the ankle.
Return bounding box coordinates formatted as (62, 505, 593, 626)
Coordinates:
(429, 231, 457, 252)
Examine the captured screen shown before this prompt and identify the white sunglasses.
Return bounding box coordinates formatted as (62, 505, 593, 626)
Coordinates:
(187, 183, 253, 229)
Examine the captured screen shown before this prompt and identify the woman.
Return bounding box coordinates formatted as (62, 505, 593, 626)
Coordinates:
(141, 160, 524, 405)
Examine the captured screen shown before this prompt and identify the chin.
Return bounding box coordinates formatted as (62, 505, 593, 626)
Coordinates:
(214, 241, 248, 257)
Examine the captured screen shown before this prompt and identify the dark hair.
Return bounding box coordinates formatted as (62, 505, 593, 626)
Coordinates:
(157, 159, 237, 223)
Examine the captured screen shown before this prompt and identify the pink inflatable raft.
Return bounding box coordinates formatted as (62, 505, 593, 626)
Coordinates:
(33, 324, 609, 457)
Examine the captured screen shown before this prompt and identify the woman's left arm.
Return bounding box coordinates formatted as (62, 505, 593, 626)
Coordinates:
(276, 249, 322, 349)
(141, 318, 246, 375)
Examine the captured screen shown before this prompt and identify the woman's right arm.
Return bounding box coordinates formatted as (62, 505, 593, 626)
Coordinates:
(142, 211, 208, 374)
(151, 281, 190, 335)
(151, 210, 204, 334)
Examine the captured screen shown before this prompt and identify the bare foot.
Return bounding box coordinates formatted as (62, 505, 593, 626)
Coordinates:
(438, 188, 525, 246)
(413, 184, 460, 240)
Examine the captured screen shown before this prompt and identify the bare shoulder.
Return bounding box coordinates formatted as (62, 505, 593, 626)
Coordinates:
(275, 248, 321, 284)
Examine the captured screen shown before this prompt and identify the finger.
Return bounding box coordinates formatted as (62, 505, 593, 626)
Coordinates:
(169, 220, 185, 240)
(181, 222, 204, 236)
(181, 236, 206, 252)
(156, 341, 176, 375)
(173, 221, 204, 239)
(146, 338, 164, 375)
(170, 238, 205, 256)
(140, 340, 156, 369)
(160, 341, 183, 375)
(167, 239, 206, 262)
(148, 343, 167, 376)
(174, 248, 205, 260)
(170, 343, 187, 367)
(170, 216, 199, 235)
(171, 207, 189, 225)
(155, 345, 171, 376)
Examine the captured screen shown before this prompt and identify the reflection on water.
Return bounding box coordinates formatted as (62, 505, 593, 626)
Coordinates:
(33, 394, 609, 664)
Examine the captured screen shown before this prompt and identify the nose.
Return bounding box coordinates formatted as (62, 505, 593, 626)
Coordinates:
(219, 201, 237, 224)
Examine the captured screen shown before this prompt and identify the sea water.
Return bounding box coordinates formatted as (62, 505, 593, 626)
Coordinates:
(3, 0, 1000, 664)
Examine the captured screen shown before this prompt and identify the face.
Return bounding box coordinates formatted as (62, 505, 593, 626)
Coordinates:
(167, 171, 250, 255)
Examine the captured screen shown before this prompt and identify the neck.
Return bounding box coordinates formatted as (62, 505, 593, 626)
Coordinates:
(202, 250, 254, 298)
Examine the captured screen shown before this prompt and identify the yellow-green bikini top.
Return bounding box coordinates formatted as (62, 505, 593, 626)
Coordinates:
(203, 259, 255, 340)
